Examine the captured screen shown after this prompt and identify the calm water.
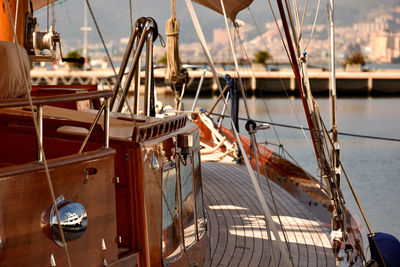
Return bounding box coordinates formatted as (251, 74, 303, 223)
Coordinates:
(159, 95, 400, 240)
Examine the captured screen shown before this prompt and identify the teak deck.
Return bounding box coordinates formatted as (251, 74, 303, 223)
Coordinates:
(201, 151, 335, 267)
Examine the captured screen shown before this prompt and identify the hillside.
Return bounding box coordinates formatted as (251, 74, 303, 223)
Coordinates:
(35, 0, 398, 47)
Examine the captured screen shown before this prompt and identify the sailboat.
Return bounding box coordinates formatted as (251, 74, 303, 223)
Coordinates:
(1, 0, 399, 266)
(180, 0, 400, 266)
(0, 0, 207, 266)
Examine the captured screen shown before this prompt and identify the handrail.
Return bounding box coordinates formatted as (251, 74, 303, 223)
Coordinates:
(0, 90, 113, 160)
(0, 90, 113, 109)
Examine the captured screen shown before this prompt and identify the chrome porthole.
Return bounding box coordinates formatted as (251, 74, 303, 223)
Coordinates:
(50, 195, 88, 247)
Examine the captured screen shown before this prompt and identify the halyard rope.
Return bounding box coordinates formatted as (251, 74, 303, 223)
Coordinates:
(185, 0, 294, 265)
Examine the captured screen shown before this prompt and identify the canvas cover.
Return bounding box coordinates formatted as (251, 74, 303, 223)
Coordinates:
(0, 41, 31, 99)
(192, 0, 253, 21)
(31, 0, 58, 11)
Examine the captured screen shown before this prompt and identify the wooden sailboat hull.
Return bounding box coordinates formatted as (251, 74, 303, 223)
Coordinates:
(0, 149, 124, 266)
(0, 103, 207, 266)
(195, 117, 331, 209)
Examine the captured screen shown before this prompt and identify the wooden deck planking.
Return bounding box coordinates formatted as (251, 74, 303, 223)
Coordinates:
(201, 152, 335, 267)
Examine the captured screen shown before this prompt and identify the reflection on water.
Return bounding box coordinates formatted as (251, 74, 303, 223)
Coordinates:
(170, 95, 400, 239)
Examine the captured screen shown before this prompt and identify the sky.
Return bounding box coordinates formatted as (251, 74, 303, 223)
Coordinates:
(35, 0, 285, 47)
(34, 0, 398, 54)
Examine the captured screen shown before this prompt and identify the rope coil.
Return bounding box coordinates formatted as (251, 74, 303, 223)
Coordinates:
(165, 0, 182, 85)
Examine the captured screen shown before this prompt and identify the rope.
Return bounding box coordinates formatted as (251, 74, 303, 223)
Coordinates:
(13, 0, 19, 43)
(247, 7, 309, 142)
(304, 0, 321, 51)
(318, 114, 373, 234)
(185, 0, 293, 265)
(165, 0, 182, 85)
(5, 1, 72, 266)
(219, 0, 251, 120)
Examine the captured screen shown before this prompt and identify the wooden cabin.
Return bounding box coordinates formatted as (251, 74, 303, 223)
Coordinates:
(0, 88, 207, 266)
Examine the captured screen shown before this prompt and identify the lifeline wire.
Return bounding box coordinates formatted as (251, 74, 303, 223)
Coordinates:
(210, 113, 400, 143)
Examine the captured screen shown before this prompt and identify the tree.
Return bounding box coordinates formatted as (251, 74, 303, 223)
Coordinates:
(341, 52, 366, 67)
(66, 50, 84, 70)
(254, 50, 272, 64)
(158, 53, 167, 65)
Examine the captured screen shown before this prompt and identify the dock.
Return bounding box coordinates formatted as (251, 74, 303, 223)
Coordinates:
(30, 68, 400, 96)
(201, 150, 335, 267)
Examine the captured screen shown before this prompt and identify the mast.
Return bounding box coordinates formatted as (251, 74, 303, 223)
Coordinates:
(81, 0, 92, 70)
(328, 0, 340, 187)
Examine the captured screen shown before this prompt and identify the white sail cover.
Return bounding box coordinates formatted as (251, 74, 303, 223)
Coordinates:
(192, 0, 253, 21)
(0, 41, 31, 99)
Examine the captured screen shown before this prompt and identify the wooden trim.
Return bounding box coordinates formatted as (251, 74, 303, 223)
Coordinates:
(0, 90, 113, 108)
(0, 149, 115, 177)
(32, 84, 98, 92)
(108, 253, 138, 267)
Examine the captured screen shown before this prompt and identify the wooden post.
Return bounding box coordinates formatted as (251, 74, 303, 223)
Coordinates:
(251, 75, 256, 90)
(368, 77, 373, 95)
(290, 76, 295, 91)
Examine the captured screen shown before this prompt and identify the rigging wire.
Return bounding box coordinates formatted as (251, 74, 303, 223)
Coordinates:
(284, 0, 300, 54)
(318, 112, 374, 234)
(252, 136, 294, 261)
(85, 0, 117, 76)
(47, 0, 49, 31)
(185, 1, 293, 265)
(63, 1, 76, 35)
(85, 3, 196, 263)
(129, 0, 133, 31)
(292, 0, 301, 41)
(210, 113, 400, 143)
(5, 1, 72, 266)
(266, 0, 293, 67)
(299, 0, 308, 42)
(219, 2, 294, 265)
(232, 24, 282, 145)
(304, 0, 321, 51)
(84, 0, 133, 110)
(220, 0, 251, 120)
(246, 7, 309, 142)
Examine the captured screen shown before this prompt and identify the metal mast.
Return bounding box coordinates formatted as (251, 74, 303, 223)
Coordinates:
(328, 0, 340, 187)
(81, 0, 92, 70)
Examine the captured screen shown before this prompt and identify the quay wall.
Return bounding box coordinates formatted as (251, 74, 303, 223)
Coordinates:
(30, 68, 400, 97)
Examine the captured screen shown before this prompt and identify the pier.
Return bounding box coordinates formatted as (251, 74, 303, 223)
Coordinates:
(30, 68, 400, 97)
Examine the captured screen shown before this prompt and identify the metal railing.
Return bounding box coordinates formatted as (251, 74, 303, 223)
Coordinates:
(0, 90, 113, 161)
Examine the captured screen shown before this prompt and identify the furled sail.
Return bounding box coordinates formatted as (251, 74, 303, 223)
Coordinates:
(31, 0, 59, 11)
(192, 0, 253, 21)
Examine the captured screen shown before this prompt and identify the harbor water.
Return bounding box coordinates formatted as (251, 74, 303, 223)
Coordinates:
(164, 95, 400, 243)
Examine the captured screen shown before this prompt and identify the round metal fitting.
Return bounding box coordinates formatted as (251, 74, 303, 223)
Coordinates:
(245, 119, 257, 132)
(50, 196, 88, 247)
